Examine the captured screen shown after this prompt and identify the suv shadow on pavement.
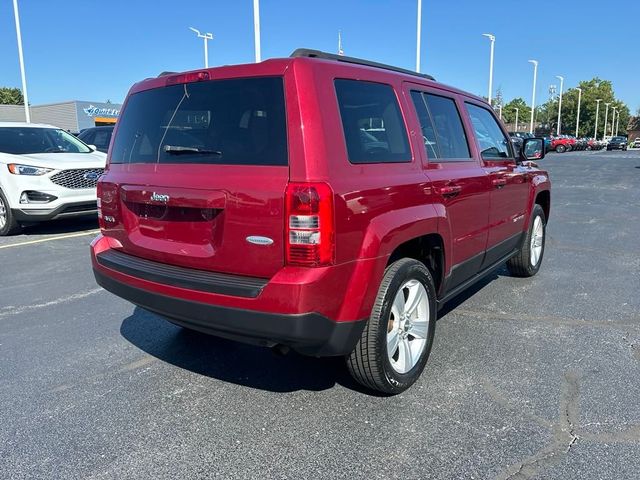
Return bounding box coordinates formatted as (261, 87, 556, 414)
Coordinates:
(119, 269, 507, 395)
(120, 307, 371, 394)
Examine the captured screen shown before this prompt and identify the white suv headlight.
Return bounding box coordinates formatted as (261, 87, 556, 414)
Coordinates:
(7, 164, 53, 176)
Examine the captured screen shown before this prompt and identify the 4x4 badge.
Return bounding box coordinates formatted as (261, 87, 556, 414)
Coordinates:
(246, 236, 274, 246)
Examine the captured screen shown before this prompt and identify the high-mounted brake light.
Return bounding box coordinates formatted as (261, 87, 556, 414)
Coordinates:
(285, 183, 335, 267)
(165, 71, 210, 86)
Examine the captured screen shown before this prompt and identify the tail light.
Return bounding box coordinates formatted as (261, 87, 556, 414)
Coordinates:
(285, 182, 335, 267)
(97, 181, 120, 230)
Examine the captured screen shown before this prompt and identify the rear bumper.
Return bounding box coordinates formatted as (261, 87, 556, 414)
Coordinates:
(94, 268, 366, 356)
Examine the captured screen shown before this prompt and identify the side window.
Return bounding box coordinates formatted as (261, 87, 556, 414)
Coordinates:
(335, 79, 411, 164)
(465, 103, 513, 159)
(409, 91, 471, 161)
(81, 131, 95, 145)
(93, 130, 111, 149)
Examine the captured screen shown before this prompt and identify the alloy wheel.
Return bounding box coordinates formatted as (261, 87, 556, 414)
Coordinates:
(386, 279, 430, 374)
(530, 216, 544, 266)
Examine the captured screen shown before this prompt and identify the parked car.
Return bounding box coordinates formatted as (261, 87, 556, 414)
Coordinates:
(77, 126, 114, 153)
(632, 138, 640, 148)
(607, 136, 628, 151)
(551, 136, 572, 153)
(91, 49, 551, 394)
(0, 122, 106, 235)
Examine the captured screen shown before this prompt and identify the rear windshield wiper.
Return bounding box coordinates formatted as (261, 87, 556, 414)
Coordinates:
(163, 145, 222, 156)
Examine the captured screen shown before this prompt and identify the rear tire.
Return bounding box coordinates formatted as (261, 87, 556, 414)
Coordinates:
(346, 258, 436, 394)
(507, 204, 546, 277)
(556, 144, 566, 153)
(0, 189, 21, 236)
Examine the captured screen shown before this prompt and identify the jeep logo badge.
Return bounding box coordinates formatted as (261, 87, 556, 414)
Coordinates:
(150, 192, 170, 203)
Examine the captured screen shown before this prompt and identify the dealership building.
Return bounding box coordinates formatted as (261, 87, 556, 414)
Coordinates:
(0, 100, 121, 133)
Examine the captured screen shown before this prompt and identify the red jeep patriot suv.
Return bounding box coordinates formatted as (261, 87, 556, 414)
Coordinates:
(91, 49, 550, 394)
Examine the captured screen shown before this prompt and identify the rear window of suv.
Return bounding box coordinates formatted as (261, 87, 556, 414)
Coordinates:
(335, 79, 411, 164)
(110, 77, 288, 166)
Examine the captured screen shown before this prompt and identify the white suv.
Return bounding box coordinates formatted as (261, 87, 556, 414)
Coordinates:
(0, 122, 107, 235)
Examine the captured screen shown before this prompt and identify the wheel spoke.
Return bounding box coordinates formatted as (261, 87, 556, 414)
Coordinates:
(409, 320, 429, 339)
(398, 338, 413, 372)
(404, 282, 422, 317)
(392, 290, 405, 319)
(387, 329, 400, 357)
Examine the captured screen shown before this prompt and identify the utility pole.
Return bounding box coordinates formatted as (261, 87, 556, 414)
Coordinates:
(12, 0, 30, 122)
(253, 0, 261, 62)
(415, 0, 422, 72)
(555, 75, 564, 135)
(482, 34, 495, 104)
(514, 107, 519, 132)
(575, 87, 582, 137)
(594, 99, 601, 140)
(528, 60, 538, 134)
(603, 103, 610, 140)
(189, 27, 213, 68)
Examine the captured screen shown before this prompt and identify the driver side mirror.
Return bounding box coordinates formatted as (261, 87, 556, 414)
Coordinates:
(520, 138, 545, 161)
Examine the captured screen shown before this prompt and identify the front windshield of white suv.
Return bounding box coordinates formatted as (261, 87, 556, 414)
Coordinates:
(0, 127, 92, 155)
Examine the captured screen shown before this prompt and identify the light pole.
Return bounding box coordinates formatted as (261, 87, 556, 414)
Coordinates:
(338, 30, 344, 56)
(514, 107, 519, 132)
(575, 87, 582, 137)
(603, 103, 610, 140)
(611, 108, 617, 137)
(416, 0, 422, 72)
(189, 27, 213, 68)
(528, 60, 538, 134)
(253, 0, 261, 62)
(555, 75, 564, 135)
(594, 99, 601, 140)
(12, 0, 30, 123)
(482, 34, 495, 104)
(616, 113, 620, 136)
(498, 104, 502, 119)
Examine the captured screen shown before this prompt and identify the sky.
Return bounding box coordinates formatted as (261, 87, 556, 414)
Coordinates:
(0, 0, 638, 112)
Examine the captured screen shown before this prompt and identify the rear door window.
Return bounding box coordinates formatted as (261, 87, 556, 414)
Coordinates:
(110, 77, 288, 165)
(334, 79, 411, 164)
(409, 91, 471, 161)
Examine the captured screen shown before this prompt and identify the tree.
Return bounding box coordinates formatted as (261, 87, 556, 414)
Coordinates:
(0, 87, 24, 105)
(502, 98, 531, 129)
(504, 77, 631, 137)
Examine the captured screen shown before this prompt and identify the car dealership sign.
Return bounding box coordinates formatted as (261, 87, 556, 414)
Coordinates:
(83, 105, 120, 118)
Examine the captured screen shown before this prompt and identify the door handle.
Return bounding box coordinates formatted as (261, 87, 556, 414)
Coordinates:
(436, 185, 462, 197)
(492, 178, 507, 189)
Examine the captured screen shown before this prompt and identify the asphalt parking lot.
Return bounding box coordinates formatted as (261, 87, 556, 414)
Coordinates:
(1, 149, 639, 479)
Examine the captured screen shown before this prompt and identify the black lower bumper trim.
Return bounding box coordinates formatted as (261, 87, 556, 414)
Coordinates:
(13, 201, 97, 221)
(94, 268, 366, 356)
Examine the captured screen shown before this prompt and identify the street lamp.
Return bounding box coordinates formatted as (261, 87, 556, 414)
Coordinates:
(555, 75, 564, 135)
(189, 27, 213, 68)
(253, 0, 261, 62)
(616, 112, 620, 136)
(12, 0, 30, 123)
(416, 0, 422, 72)
(514, 107, 519, 132)
(611, 108, 617, 137)
(575, 87, 582, 137)
(594, 99, 601, 140)
(528, 60, 538, 134)
(482, 34, 495, 104)
(498, 104, 502, 119)
(603, 103, 610, 140)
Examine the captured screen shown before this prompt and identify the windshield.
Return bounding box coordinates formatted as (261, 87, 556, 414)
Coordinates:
(0, 127, 92, 155)
(612, 137, 625, 141)
(110, 77, 288, 166)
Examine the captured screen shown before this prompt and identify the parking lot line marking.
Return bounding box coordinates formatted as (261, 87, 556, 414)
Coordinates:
(0, 287, 103, 318)
(0, 230, 100, 250)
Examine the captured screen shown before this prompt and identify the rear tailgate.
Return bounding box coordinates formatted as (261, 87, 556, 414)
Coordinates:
(98, 75, 290, 279)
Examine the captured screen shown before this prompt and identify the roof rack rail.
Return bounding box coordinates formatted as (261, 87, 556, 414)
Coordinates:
(290, 48, 435, 81)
